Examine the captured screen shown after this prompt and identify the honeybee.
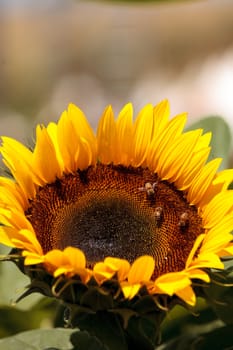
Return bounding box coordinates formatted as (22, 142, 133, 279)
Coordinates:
(139, 182, 157, 198)
(178, 212, 189, 229)
(154, 206, 163, 226)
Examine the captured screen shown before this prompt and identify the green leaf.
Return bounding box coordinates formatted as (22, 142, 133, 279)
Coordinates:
(157, 333, 196, 350)
(158, 324, 233, 350)
(70, 331, 107, 350)
(0, 328, 74, 350)
(186, 116, 232, 169)
(126, 315, 160, 350)
(161, 300, 218, 343)
(0, 298, 58, 338)
(0, 245, 43, 310)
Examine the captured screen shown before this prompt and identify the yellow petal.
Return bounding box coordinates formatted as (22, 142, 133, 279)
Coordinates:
(187, 158, 222, 205)
(0, 137, 38, 198)
(189, 252, 224, 270)
(0, 226, 17, 247)
(175, 147, 210, 191)
(33, 125, 63, 183)
(53, 267, 70, 277)
(147, 113, 187, 173)
(23, 251, 45, 265)
(8, 228, 42, 255)
(68, 104, 96, 148)
(155, 272, 191, 295)
(104, 257, 130, 281)
(152, 99, 170, 138)
(201, 214, 233, 254)
(115, 103, 133, 165)
(47, 122, 64, 171)
(185, 234, 205, 268)
(97, 105, 117, 164)
(159, 130, 202, 181)
(93, 262, 115, 284)
(0, 177, 28, 209)
(121, 282, 141, 299)
(202, 191, 233, 229)
(0, 207, 34, 231)
(131, 104, 154, 167)
(44, 249, 68, 270)
(195, 132, 212, 151)
(200, 169, 233, 208)
(221, 244, 233, 256)
(63, 246, 86, 269)
(175, 285, 196, 306)
(57, 110, 77, 172)
(187, 268, 210, 283)
(128, 256, 155, 284)
(74, 136, 94, 170)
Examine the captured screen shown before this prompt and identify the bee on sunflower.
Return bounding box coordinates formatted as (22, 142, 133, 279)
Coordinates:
(0, 100, 232, 349)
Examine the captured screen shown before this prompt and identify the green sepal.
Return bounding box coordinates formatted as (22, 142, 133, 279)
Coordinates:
(126, 314, 162, 350)
(80, 285, 114, 311)
(69, 309, 128, 350)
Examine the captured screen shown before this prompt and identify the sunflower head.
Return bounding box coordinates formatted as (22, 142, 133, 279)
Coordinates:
(0, 100, 233, 347)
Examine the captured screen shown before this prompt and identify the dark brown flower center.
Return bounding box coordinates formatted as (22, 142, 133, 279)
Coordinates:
(26, 164, 203, 277)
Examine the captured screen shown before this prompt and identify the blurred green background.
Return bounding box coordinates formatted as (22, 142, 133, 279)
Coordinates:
(0, 0, 233, 346)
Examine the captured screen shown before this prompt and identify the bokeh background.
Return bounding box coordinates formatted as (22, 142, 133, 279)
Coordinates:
(0, 0, 233, 342)
(1, 0, 233, 143)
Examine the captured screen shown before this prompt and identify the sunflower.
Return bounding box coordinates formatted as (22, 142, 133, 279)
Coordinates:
(0, 100, 233, 309)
